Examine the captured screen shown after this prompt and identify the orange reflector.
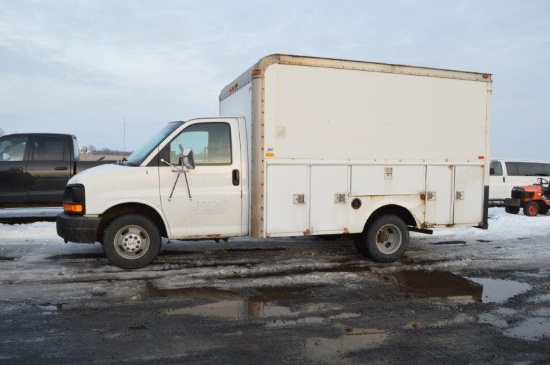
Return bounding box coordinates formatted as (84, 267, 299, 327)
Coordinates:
(252, 69, 261, 76)
(482, 74, 489, 79)
(64, 203, 83, 213)
(478, 156, 485, 160)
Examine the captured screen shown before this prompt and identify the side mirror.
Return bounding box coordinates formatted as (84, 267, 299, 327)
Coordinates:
(179, 148, 195, 170)
(489, 168, 495, 175)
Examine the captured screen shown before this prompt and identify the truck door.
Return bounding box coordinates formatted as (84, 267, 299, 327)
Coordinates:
(488, 160, 506, 200)
(0, 135, 29, 205)
(26, 135, 72, 204)
(159, 118, 243, 238)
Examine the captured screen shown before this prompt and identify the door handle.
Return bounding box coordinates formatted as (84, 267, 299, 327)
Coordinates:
(8, 167, 23, 172)
(232, 169, 240, 186)
(55, 166, 69, 171)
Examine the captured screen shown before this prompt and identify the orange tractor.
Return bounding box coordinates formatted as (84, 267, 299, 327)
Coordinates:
(505, 178, 550, 216)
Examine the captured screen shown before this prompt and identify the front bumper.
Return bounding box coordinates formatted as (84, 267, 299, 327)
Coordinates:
(56, 213, 100, 243)
(504, 198, 521, 208)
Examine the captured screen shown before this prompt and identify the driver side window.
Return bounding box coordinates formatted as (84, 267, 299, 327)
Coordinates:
(489, 161, 503, 176)
(0, 136, 28, 162)
(169, 122, 231, 165)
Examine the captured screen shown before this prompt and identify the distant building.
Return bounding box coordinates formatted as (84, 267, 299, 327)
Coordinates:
(79, 147, 94, 154)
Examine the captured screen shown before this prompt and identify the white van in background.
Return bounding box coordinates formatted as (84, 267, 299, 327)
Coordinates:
(489, 159, 550, 204)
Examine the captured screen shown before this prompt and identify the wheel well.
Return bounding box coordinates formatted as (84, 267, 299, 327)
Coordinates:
(96, 203, 167, 242)
(364, 204, 417, 232)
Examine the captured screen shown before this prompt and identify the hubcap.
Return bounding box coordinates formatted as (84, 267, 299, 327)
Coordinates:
(375, 224, 402, 254)
(114, 225, 150, 260)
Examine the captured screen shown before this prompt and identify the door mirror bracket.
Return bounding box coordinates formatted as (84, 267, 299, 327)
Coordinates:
(179, 148, 195, 170)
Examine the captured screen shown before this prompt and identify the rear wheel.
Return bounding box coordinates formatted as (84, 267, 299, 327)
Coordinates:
(523, 202, 539, 217)
(355, 215, 409, 262)
(102, 214, 161, 269)
(353, 235, 368, 255)
(539, 206, 549, 215)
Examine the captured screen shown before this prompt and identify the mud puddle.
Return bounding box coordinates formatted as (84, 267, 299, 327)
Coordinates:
(305, 328, 389, 362)
(504, 317, 550, 341)
(385, 270, 483, 303)
(467, 277, 531, 303)
(385, 271, 532, 304)
(143, 282, 312, 320)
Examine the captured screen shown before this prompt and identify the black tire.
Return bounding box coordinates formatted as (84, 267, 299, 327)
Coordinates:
(355, 215, 409, 262)
(539, 206, 549, 215)
(102, 214, 161, 269)
(353, 234, 368, 255)
(505, 205, 519, 214)
(523, 202, 539, 217)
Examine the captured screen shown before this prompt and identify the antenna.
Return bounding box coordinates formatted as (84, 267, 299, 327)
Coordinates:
(123, 116, 126, 153)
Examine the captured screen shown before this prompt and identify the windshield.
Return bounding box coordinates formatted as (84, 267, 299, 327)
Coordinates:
(124, 121, 184, 166)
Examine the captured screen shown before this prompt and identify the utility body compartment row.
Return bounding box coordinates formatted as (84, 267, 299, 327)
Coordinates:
(265, 164, 485, 237)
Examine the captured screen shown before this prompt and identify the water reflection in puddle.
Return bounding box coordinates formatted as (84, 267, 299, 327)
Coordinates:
(481, 309, 550, 341)
(386, 271, 532, 304)
(305, 328, 388, 362)
(386, 270, 483, 303)
(467, 278, 531, 303)
(387, 271, 545, 341)
(140, 282, 237, 301)
(142, 282, 311, 320)
(504, 317, 550, 341)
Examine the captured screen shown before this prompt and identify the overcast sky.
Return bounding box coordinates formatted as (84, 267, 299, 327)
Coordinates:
(0, 1, 548, 158)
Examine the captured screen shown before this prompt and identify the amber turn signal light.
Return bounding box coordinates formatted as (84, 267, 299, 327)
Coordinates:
(63, 203, 83, 214)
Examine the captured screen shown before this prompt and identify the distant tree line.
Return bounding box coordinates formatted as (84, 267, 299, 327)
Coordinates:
(84, 145, 131, 155)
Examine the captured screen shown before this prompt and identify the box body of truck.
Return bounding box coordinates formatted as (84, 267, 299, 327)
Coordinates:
(57, 54, 492, 269)
(220, 54, 492, 239)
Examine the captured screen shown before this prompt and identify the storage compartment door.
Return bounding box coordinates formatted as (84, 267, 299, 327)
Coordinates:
(454, 165, 484, 225)
(425, 166, 453, 225)
(310, 166, 348, 234)
(266, 165, 308, 235)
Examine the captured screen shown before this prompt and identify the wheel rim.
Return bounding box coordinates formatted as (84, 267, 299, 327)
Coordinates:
(528, 204, 538, 216)
(375, 224, 402, 254)
(113, 225, 151, 260)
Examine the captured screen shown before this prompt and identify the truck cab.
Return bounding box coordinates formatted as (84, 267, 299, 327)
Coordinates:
(57, 118, 248, 268)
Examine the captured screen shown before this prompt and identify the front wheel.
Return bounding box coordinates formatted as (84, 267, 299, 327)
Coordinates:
(505, 205, 519, 214)
(355, 215, 409, 262)
(102, 214, 161, 269)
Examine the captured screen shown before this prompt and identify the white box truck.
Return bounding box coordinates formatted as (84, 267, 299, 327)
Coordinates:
(57, 54, 493, 269)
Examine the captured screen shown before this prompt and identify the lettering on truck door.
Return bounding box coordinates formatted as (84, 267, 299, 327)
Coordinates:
(158, 119, 243, 238)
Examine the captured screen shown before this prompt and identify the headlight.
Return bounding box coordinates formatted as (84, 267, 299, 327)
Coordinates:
(63, 184, 85, 215)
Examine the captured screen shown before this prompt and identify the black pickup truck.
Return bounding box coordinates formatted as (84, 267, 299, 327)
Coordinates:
(0, 133, 116, 208)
